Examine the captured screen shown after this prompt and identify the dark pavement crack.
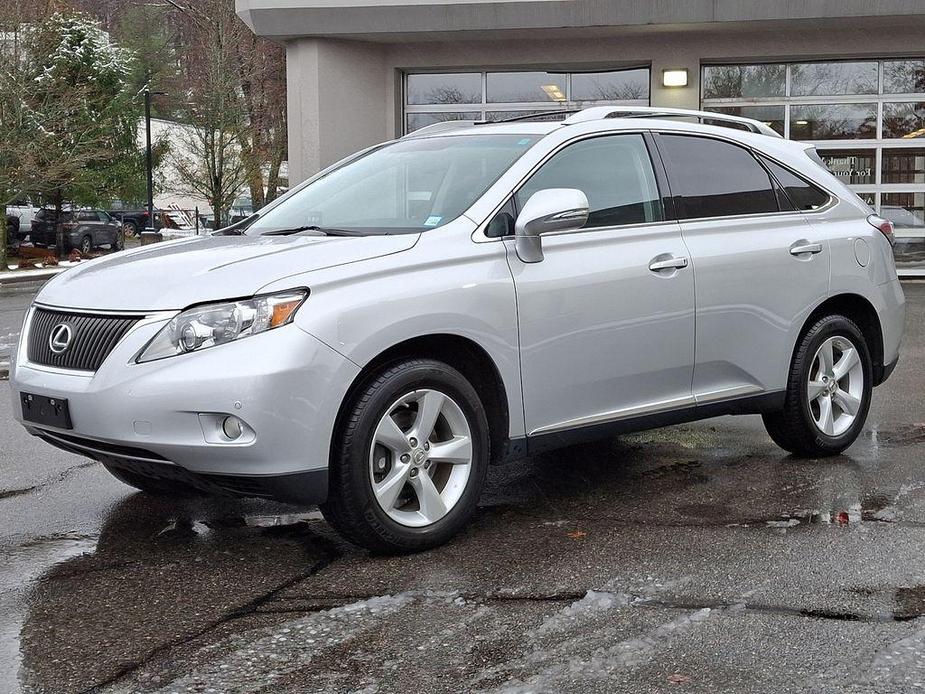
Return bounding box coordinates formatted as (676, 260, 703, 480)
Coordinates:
(0, 460, 97, 502)
(79, 533, 343, 694)
(253, 589, 908, 625)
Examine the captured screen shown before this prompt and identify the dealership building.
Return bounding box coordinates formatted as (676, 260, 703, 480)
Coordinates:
(236, 0, 925, 269)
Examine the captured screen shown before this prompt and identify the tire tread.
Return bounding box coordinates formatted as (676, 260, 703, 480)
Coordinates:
(763, 314, 871, 457)
(321, 358, 489, 554)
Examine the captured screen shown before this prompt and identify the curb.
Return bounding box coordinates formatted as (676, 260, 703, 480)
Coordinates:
(0, 267, 68, 286)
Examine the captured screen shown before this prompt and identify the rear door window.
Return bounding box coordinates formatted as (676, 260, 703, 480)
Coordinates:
(656, 134, 779, 219)
(515, 134, 664, 230)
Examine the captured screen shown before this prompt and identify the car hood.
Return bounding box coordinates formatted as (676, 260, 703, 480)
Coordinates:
(36, 233, 419, 311)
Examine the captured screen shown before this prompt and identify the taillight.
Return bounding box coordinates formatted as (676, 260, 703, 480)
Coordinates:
(867, 214, 896, 247)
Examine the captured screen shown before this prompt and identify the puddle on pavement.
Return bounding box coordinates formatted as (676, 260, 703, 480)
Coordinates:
(3, 503, 336, 693)
(729, 500, 901, 530)
(866, 424, 925, 447)
(0, 536, 97, 694)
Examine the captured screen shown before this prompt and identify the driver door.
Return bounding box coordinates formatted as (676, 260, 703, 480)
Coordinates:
(505, 133, 696, 438)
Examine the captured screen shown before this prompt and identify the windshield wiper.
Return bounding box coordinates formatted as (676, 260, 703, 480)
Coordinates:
(259, 225, 362, 237)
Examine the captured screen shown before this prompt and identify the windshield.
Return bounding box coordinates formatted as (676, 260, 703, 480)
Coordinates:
(245, 134, 540, 236)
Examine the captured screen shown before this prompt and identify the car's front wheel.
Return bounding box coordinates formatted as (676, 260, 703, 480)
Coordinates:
(763, 314, 872, 457)
(321, 358, 490, 553)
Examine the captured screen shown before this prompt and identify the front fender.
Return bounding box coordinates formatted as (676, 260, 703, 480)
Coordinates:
(261, 224, 526, 439)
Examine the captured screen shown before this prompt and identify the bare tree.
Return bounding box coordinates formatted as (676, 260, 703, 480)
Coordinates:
(230, 22, 287, 209)
(167, 0, 248, 226)
(170, 124, 247, 228)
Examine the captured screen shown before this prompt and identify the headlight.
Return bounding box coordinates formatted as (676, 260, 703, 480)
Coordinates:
(137, 289, 308, 362)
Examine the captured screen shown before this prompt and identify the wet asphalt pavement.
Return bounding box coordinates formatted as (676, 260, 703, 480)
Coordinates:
(3, 283, 925, 693)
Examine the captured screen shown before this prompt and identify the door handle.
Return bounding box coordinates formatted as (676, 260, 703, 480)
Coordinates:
(648, 256, 689, 272)
(790, 241, 823, 256)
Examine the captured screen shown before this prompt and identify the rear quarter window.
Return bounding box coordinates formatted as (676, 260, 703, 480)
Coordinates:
(759, 155, 831, 211)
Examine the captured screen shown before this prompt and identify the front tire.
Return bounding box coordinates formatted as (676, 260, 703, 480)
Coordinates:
(321, 359, 490, 554)
(79, 235, 92, 255)
(763, 314, 872, 457)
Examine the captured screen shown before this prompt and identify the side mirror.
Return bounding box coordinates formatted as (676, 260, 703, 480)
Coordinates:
(513, 188, 589, 263)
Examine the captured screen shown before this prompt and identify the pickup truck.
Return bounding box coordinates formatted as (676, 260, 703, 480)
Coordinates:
(6, 199, 38, 239)
(106, 208, 162, 236)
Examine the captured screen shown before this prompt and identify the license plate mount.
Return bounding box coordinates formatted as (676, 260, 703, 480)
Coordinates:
(21, 393, 73, 429)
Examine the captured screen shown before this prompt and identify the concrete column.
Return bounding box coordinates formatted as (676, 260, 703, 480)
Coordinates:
(286, 38, 389, 184)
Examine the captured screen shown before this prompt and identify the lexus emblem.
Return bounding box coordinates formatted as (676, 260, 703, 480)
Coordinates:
(49, 323, 74, 354)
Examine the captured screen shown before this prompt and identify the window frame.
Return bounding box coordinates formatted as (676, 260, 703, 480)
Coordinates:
(480, 131, 674, 240)
(651, 131, 835, 223)
(756, 153, 833, 212)
(402, 67, 651, 135)
(701, 58, 925, 239)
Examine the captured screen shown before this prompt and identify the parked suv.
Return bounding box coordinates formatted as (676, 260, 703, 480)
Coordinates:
(30, 208, 123, 254)
(9, 107, 904, 553)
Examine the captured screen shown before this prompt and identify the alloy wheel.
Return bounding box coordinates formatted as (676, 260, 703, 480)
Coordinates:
(368, 388, 473, 527)
(807, 335, 864, 437)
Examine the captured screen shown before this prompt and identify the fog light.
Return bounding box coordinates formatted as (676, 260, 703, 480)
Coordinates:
(222, 416, 244, 440)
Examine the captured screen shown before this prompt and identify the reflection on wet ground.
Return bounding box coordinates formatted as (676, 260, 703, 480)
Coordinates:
(3, 284, 925, 692)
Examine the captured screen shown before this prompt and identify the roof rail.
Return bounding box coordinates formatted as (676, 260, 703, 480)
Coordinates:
(473, 109, 580, 125)
(562, 106, 782, 138)
(400, 120, 477, 138)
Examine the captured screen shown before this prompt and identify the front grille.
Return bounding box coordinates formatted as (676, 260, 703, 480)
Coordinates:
(27, 307, 142, 371)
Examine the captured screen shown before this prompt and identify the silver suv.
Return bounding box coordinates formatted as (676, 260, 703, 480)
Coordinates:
(10, 107, 905, 553)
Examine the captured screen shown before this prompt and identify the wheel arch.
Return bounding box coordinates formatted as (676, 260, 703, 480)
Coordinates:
(798, 293, 885, 385)
(333, 334, 512, 466)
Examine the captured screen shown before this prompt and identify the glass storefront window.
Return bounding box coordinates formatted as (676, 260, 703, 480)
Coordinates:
(817, 150, 876, 184)
(882, 192, 925, 266)
(790, 61, 878, 96)
(483, 110, 565, 122)
(704, 105, 785, 136)
(882, 192, 925, 230)
(790, 104, 877, 140)
(404, 68, 650, 134)
(702, 64, 785, 99)
(486, 72, 568, 103)
(883, 102, 925, 139)
(406, 112, 480, 133)
(571, 69, 649, 101)
(701, 59, 925, 271)
(883, 60, 925, 95)
(883, 148, 925, 184)
(406, 73, 481, 106)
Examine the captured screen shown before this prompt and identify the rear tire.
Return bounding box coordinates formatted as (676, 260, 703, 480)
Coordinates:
(79, 235, 92, 255)
(763, 314, 872, 457)
(321, 358, 490, 554)
(102, 462, 199, 496)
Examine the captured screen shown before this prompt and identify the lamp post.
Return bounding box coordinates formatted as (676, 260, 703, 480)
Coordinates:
(141, 87, 166, 246)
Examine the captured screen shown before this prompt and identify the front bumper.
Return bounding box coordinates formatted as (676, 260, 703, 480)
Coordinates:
(10, 308, 360, 504)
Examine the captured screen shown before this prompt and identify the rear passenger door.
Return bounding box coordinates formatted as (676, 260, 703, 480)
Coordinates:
(654, 133, 830, 401)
